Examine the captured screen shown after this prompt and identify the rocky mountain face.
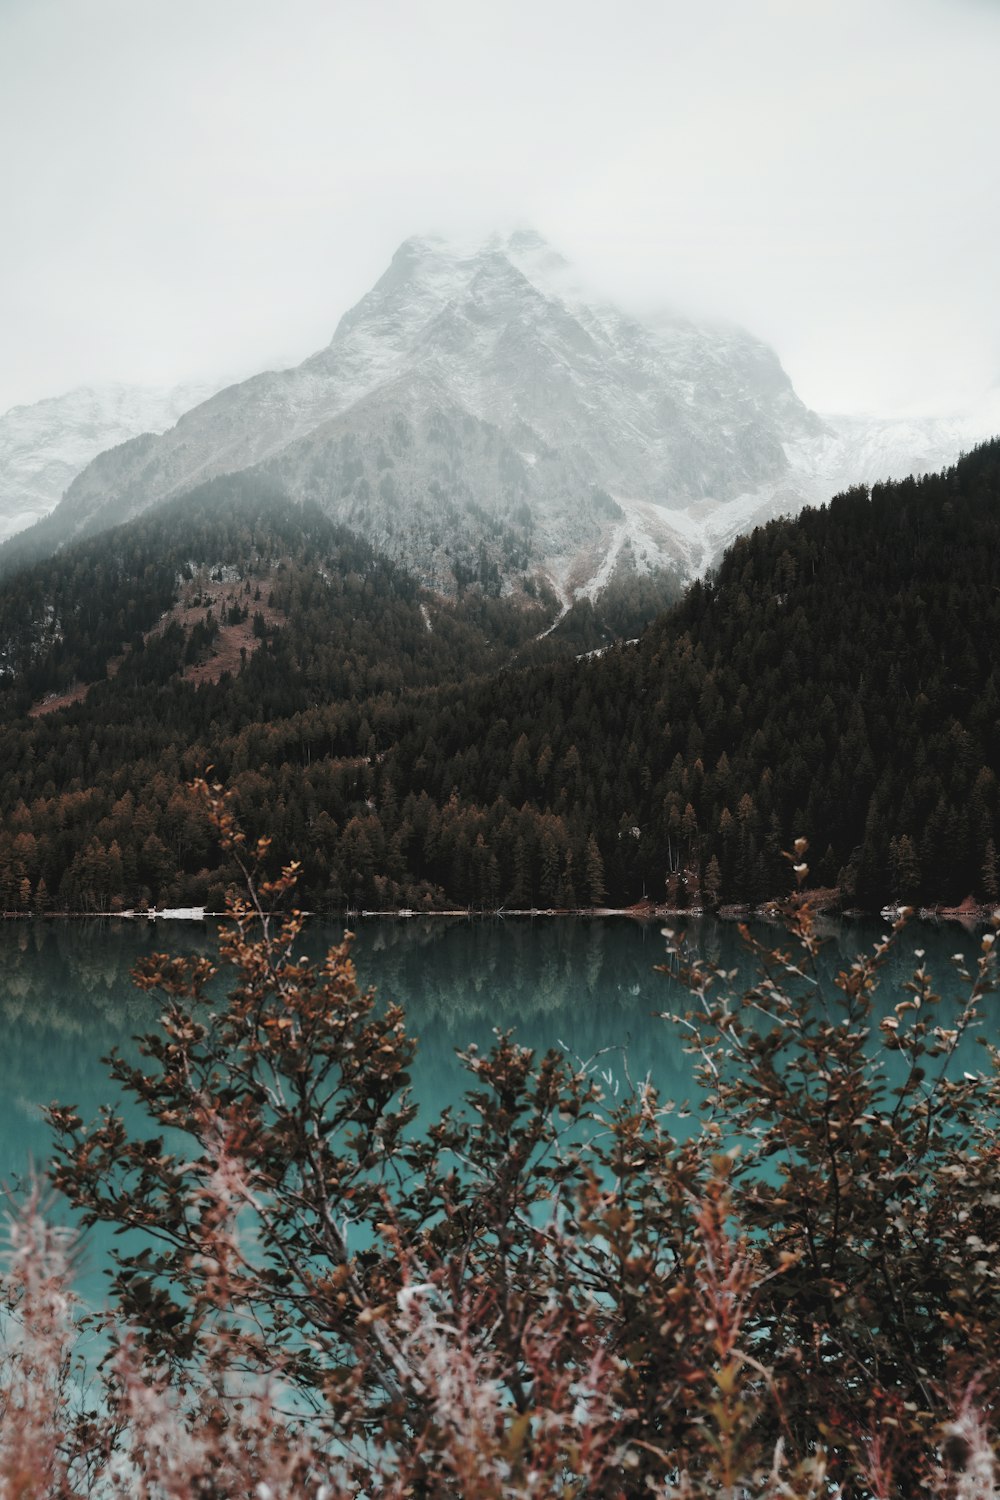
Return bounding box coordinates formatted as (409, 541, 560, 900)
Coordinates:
(668, 400, 1000, 575)
(4, 233, 822, 595)
(4, 232, 996, 597)
(0, 380, 226, 544)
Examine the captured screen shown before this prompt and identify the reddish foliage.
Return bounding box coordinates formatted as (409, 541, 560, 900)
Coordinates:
(8, 798, 999, 1495)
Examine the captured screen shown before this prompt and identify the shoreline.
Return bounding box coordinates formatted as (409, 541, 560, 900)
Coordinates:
(3, 899, 998, 925)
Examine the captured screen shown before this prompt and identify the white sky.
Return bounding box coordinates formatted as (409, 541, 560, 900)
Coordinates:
(2, 0, 998, 418)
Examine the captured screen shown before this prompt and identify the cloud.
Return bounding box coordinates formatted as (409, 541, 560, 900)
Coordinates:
(1, 0, 998, 417)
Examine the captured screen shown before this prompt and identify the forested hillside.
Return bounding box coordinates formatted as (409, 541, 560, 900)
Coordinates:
(0, 476, 674, 911)
(0, 443, 998, 912)
(366, 438, 999, 911)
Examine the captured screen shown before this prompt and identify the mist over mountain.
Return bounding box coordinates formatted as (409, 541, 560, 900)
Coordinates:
(3, 231, 996, 603)
(0, 232, 818, 593)
(0, 379, 227, 545)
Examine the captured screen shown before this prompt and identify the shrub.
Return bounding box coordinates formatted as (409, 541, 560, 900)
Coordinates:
(8, 788, 998, 1495)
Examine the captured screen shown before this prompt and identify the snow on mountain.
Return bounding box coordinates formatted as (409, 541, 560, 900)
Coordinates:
(22, 232, 822, 593)
(0, 380, 227, 543)
(7, 232, 997, 597)
(655, 402, 1000, 577)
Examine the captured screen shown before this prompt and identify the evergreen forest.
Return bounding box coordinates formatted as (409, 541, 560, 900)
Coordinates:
(1, 443, 999, 914)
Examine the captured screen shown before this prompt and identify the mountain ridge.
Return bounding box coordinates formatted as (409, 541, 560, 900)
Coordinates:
(0, 232, 823, 595)
(3, 231, 997, 597)
(0, 378, 228, 545)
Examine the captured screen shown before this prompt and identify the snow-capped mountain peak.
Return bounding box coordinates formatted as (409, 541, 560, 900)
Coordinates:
(4, 231, 996, 600)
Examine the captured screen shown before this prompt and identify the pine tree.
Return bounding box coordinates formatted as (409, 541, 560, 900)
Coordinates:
(983, 837, 999, 904)
(584, 835, 607, 908)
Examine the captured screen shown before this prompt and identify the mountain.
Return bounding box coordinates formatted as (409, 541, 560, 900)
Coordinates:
(2, 231, 825, 595)
(0, 442, 998, 914)
(0, 379, 227, 544)
(375, 440, 1000, 912)
(5, 232, 996, 600)
(0, 479, 564, 720)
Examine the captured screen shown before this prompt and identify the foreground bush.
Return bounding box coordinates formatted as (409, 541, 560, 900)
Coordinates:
(3, 791, 999, 1495)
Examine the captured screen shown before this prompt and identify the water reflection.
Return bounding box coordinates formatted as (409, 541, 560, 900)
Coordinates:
(0, 912, 995, 1193)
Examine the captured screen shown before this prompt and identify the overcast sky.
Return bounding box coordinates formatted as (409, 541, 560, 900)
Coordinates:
(2, 0, 998, 418)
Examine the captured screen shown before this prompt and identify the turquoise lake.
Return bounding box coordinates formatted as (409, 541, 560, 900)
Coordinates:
(1, 910, 996, 1197)
(0, 910, 996, 1313)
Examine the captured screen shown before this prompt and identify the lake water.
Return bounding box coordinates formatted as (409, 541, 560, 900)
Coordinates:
(2, 910, 995, 1205)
